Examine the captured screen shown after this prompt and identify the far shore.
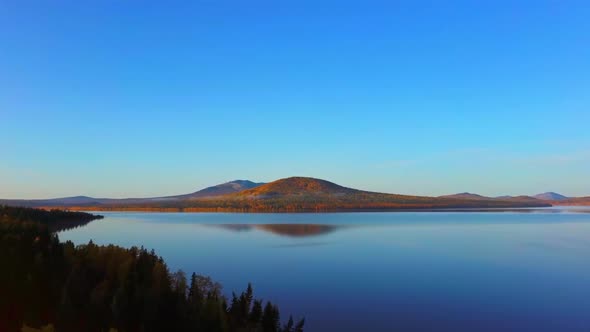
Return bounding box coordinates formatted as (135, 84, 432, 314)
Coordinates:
(35, 206, 586, 214)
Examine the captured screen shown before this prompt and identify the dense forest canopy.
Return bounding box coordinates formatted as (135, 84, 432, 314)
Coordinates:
(0, 205, 303, 332)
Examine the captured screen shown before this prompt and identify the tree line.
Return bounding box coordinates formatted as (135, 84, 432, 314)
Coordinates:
(0, 205, 304, 332)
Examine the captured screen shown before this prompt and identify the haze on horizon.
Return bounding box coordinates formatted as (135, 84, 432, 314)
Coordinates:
(1, 1, 589, 199)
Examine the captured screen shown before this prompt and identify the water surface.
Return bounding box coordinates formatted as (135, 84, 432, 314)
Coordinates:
(59, 207, 590, 332)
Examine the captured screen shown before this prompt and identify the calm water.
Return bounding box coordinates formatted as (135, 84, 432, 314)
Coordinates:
(59, 207, 590, 332)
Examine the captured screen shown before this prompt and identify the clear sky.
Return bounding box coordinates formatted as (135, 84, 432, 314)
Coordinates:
(1, 1, 589, 199)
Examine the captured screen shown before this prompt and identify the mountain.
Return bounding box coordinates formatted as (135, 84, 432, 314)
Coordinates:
(175, 180, 265, 199)
(440, 193, 544, 204)
(232, 177, 356, 198)
(183, 177, 551, 211)
(0, 195, 104, 208)
(439, 193, 490, 200)
(0, 180, 264, 207)
(533, 192, 568, 201)
(1, 177, 554, 211)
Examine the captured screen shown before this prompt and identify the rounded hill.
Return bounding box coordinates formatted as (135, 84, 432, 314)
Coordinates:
(234, 177, 357, 197)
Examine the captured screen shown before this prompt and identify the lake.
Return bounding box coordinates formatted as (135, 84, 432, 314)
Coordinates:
(59, 207, 590, 332)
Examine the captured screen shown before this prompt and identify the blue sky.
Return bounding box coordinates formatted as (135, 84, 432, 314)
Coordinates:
(1, 1, 589, 198)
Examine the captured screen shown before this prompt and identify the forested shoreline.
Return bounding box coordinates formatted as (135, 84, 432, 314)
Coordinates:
(0, 206, 303, 332)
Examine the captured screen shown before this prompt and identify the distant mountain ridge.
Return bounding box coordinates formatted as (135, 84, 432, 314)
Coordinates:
(173, 180, 265, 199)
(0, 180, 265, 207)
(533, 192, 568, 201)
(439, 193, 489, 200)
(439, 192, 544, 204)
(172, 177, 551, 211)
(0, 195, 104, 207)
(4, 177, 585, 211)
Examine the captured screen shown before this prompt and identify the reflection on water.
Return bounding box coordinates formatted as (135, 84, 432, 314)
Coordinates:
(270, 241, 330, 248)
(59, 208, 590, 332)
(212, 224, 341, 237)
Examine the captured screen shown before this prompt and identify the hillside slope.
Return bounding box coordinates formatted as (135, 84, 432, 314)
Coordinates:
(4, 177, 553, 212)
(178, 177, 551, 211)
(0, 180, 265, 207)
(178, 180, 265, 199)
(231, 177, 357, 198)
(439, 193, 490, 200)
(534, 192, 568, 201)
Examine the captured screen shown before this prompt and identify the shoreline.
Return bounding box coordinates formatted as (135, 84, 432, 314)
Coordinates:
(38, 205, 560, 213)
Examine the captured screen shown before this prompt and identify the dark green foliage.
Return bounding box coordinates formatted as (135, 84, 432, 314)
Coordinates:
(282, 316, 305, 332)
(0, 205, 102, 224)
(262, 302, 281, 332)
(0, 205, 103, 232)
(0, 206, 304, 332)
